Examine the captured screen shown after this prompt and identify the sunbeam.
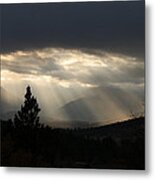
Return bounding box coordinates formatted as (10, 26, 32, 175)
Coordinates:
(1, 47, 144, 127)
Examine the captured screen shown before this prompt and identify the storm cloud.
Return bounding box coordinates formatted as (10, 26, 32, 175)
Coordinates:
(1, 1, 145, 56)
(0, 1, 145, 125)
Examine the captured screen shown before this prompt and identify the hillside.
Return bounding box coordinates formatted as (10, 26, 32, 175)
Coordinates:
(1, 116, 145, 169)
(76, 116, 144, 140)
(55, 86, 144, 126)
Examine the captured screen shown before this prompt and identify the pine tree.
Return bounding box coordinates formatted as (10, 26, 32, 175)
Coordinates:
(14, 86, 41, 128)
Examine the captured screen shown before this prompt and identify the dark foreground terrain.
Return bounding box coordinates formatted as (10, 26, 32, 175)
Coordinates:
(1, 117, 145, 169)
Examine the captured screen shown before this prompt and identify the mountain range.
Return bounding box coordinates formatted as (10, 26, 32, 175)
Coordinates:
(0, 86, 144, 128)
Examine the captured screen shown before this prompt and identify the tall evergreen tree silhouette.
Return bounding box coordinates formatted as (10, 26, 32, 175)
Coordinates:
(14, 86, 41, 128)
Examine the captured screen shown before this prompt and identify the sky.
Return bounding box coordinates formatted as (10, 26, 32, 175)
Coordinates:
(0, 1, 145, 127)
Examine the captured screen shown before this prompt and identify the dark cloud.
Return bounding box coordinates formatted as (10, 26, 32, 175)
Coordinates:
(1, 1, 145, 56)
(0, 1, 145, 124)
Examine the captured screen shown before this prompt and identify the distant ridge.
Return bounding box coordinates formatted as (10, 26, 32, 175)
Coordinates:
(76, 116, 144, 140)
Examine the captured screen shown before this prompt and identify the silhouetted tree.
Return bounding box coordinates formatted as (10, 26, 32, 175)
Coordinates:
(14, 86, 41, 128)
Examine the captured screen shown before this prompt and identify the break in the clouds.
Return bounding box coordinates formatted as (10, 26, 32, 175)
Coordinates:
(1, 48, 144, 89)
(0, 1, 145, 127)
(1, 47, 144, 126)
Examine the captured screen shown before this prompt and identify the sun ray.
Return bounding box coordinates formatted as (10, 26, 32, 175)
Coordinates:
(1, 47, 144, 127)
